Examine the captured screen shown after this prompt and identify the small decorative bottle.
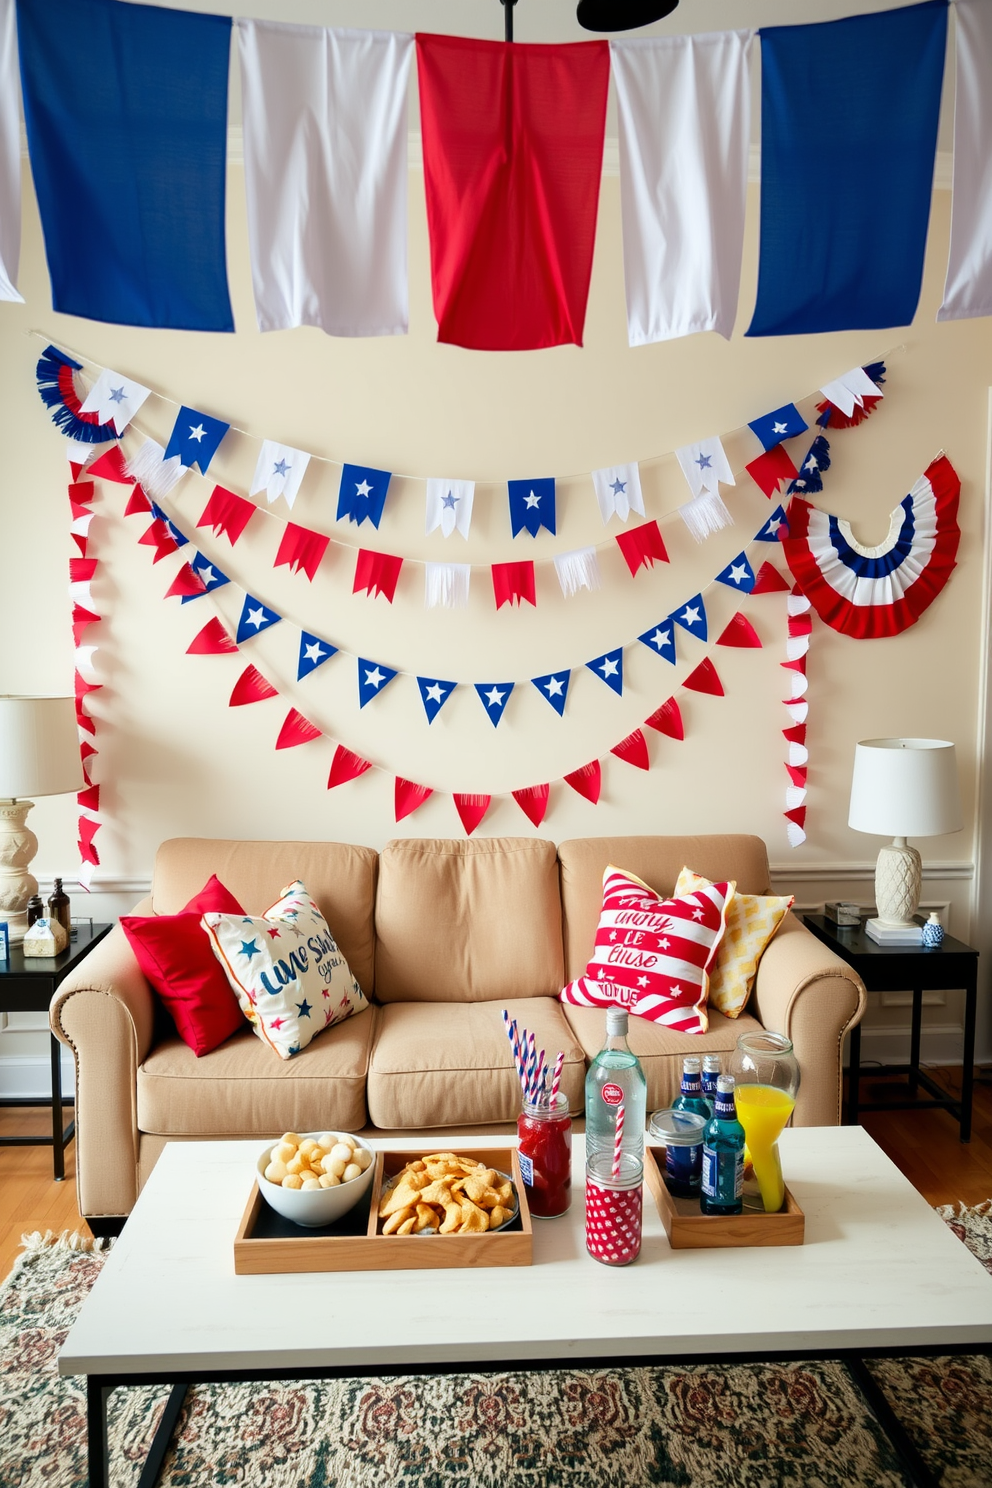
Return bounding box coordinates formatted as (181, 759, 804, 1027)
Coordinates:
(672, 1056, 710, 1122)
(701, 1054, 721, 1116)
(26, 894, 45, 928)
(922, 912, 944, 949)
(47, 878, 71, 938)
(700, 1075, 745, 1216)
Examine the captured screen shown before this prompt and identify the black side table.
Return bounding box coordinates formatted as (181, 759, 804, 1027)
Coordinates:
(0, 922, 112, 1179)
(803, 914, 978, 1142)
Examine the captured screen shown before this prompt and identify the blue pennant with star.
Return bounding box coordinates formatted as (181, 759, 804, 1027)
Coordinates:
(150, 502, 188, 549)
(756, 506, 789, 542)
(337, 464, 392, 528)
(507, 478, 556, 538)
(672, 595, 708, 641)
(715, 554, 755, 594)
(586, 648, 624, 696)
(181, 551, 230, 603)
(748, 403, 808, 452)
(297, 632, 337, 681)
(418, 676, 456, 723)
(637, 620, 676, 665)
(164, 406, 230, 474)
(787, 434, 831, 495)
(357, 658, 398, 708)
(475, 682, 513, 726)
(236, 595, 282, 644)
(531, 670, 570, 716)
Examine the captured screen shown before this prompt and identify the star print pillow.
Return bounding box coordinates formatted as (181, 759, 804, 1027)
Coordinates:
(202, 881, 369, 1061)
(560, 865, 733, 1035)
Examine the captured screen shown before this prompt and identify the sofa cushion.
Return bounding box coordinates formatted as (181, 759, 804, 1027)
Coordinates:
(558, 835, 771, 983)
(367, 998, 585, 1129)
(560, 1001, 766, 1113)
(675, 866, 794, 1019)
(151, 838, 378, 996)
(374, 838, 564, 1004)
(136, 1008, 375, 1137)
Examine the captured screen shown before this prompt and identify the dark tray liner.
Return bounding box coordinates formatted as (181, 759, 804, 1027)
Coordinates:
(246, 1184, 524, 1241)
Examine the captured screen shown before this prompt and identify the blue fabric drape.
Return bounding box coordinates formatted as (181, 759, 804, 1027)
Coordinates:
(17, 0, 233, 331)
(747, 0, 948, 337)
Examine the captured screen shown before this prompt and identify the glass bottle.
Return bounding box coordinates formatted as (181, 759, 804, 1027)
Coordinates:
(26, 894, 44, 928)
(517, 1091, 571, 1218)
(729, 1031, 800, 1213)
(701, 1054, 721, 1114)
(47, 878, 71, 937)
(700, 1075, 745, 1216)
(584, 1007, 647, 1167)
(671, 1056, 710, 1122)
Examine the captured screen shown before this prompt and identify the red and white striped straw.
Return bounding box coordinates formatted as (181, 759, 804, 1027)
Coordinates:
(612, 1101, 625, 1180)
(525, 1030, 537, 1101)
(549, 1050, 565, 1109)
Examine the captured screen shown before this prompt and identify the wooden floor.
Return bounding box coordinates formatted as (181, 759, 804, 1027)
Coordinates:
(1, 1068, 991, 1284)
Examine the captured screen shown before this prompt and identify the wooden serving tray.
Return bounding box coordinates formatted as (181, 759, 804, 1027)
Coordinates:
(234, 1146, 532, 1274)
(644, 1145, 805, 1249)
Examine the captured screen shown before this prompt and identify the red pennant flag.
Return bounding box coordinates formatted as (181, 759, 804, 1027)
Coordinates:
(746, 446, 799, 498)
(139, 519, 179, 563)
(784, 806, 807, 829)
(74, 671, 101, 701)
(815, 395, 881, 430)
(512, 783, 550, 827)
(644, 696, 684, 740)
(69, 461, 85, 481)
(275, 708, 323, 750)
(491, 560, 536, 610)
(187, 618, 238, 655)
(230, 665, 278, 707)
(782, 723, 807, 746)
(354, 548, 403, 602)
(69, 558, 97, 583)
(79, 740, 97, 768)
(71, 532, 89, 557)
(717, 613, 762, 648)
(164, 563, 207, 600)
(786, 763, 808, 789)
(68, 481, 95, 510)
(78, 837, 100, 866)
(780, 657, 807, 676)
(77, 784, 100, 813)
(124, 484, 153, 516)
(87, 445, 131, 483)
(615, 520, 669, 577)
(328, 746, 372, 789)
(75, 699, 96, 735)
(564, 760, 602, 804)
(750, 562, 791, 595)
(197, 486, 255, 545)
(683, 658, 724, 696)
(788, 612, 813, 637)
(611, 729, 650, 771)
(275, 523, 330, 582)
(395, 777, 434, 821)
(453, 792, 491, 835)
(416, 33, 610, 351)
(78, 815, 101, 857)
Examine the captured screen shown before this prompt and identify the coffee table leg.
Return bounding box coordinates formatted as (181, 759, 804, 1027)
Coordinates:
(86, 1377, 113, 1488)
(845, 1356, 940, 1488)
(136, 1382, 189, 1488)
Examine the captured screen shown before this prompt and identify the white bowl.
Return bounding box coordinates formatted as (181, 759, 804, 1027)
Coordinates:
(256, 1131, 377, 1229)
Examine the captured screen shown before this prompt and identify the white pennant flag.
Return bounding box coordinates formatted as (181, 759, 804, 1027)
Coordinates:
(554, 548, 601, 598)
(238, 21, 413, 337)
(819, 367, 883, 418)
(939, 0, 992, 322)
(425, 562, 471, 609)
(251, 440, 311, 509)
(125, 439, 185, 499)
(611, 30, 753, 346)
(80, 368, 152, 435)
(591, 463, 644, 524)
(675, 436, 735, 498)
(0, 0, 22, 303)
(426, 478, 474, 539)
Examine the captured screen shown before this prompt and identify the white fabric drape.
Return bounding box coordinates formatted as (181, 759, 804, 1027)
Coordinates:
(237, 21, 413, 337)
(611, 30, 753, 346)
(938, 0, 992, 322)
(0, 0, 22, 302)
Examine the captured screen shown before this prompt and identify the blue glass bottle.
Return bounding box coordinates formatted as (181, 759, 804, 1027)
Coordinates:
(700, 1074, 745, 1216)
(701, 1054, 721, 1116)
(671, 1057, 710, 1122)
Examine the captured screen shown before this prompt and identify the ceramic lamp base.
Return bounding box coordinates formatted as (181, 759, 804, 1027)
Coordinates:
(0, 799, 37, 945)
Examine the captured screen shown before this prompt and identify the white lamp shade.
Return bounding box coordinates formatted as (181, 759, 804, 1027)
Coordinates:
(848, 737, 962, 839)
(0, 696, 84, 798)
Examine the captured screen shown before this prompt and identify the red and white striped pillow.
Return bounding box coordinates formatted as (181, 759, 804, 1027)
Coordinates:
(560, 865, 734, 1034)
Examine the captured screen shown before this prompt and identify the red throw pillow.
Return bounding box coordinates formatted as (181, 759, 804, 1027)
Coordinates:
(560, 865, 732, 1035)
(122, 875, 247, 1057)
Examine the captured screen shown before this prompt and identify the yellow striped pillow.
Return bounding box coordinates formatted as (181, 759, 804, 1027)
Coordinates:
(675, 867, 793, 1019)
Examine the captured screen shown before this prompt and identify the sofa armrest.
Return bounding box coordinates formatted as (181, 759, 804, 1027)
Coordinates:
(749, 911, 867, 1127)
(49, 907, 156, 1219)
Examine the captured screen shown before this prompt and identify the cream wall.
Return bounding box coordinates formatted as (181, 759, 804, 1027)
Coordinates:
(1, 59, 990, 1084)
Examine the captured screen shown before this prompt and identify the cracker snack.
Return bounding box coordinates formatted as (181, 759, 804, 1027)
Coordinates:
(378, 1152, 516, 1236)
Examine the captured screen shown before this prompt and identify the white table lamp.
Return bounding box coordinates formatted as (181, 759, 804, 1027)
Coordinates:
(848, 738, 962, 945)
(0, 696, 84, 943)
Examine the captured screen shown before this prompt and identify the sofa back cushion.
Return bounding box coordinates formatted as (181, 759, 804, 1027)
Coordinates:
(374, 837, 563, 1003)
(558, 835, 771, 983)
(152, 839, 378, 996)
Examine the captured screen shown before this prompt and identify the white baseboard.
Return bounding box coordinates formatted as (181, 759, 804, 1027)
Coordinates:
(0, 1053, 75, 1101)
(854, 1025, 973, 1068)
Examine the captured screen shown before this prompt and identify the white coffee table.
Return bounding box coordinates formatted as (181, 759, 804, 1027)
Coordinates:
(62, 1127, 992, 1488)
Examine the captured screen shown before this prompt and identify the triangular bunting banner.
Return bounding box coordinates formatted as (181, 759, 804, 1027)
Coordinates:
(756, 506, 789, 541)
(328, 746, 372, 789)
(717, 613, 762, 648)
(453, 793, 491, 835)
(230, 665, 279, 706)
(358, 659, 398, 707)
(476, 682, 513, 727)
(508, 478, 556, 538)
(787, 434, 831, 495)
(532, 671, 570, 716)
(611, 729, 650, 771)
(275, 708, 322, 750)
(638, 620, 676, 665)
(124, 484, 152, 515)
(512, 783, 549, 827)
(182, 552, 230, 602)
(672, 595, 707, 641)
(750, 562, 791, 594)
(644, 697, 684, 739)
(418, 676, 456, 723)
(164, 563, 207, 601)
(395, 777, 433, 821)
(236, 595, 282, 644)
(715, 554, 755, 592)
(564, 761, 602, 804)
(297, 632, 337, 681)
(683, 658, 724, 696)
(187, 617, 238, 655)
(87, 446, 131, 483)
(586, 649, 623, 695)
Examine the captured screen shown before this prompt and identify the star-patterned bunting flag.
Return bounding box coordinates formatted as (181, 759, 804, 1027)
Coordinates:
(746, 445, 799, 497)
(357, 658, 398, 707)
(507, 478, 556, 537)
(182, 552, 230, 603)
(675, 436, 735, 498)
(417, 676, 456, 723)
(475, 682, 513, 726)
(149, 503, 187, 549)
(786, 434, 830, 495)
(197, 486, 255, 545)
(756, 506, 789, 541)
(164, 407, 230, 473)
(748, 403, 808, 451)
(591, 463, 645, 524)
(275, 523, 329, 581)
(337, 464, 392, 527)
(251, 440, 311, 509)
(79, 368, 151, 434)
(586, 648, 624, 695)
(637, 619, 676, 664)
(672, 595, 708, 641)
(715, 553, 755, 592)
(425, 478, 475, 539)
(297, 631, 337, 681)
(532, 670, 570, 716)
(235, 595, 281, 644)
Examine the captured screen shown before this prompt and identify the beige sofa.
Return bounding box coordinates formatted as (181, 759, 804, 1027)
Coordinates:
(51, 833, 866, 1229)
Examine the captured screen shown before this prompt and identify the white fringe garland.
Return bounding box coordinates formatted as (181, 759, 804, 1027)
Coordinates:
(554, 547, 601, 598)
(125, 438, 186, 499)
(424, 562, 471, 609)
(678, 487, 734, 543)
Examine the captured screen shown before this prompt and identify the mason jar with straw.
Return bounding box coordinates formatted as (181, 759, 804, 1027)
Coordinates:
(584, 1097, 643, 1266)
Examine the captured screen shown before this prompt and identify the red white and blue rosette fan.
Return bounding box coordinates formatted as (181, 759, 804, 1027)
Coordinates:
(782, 454, 960, 640)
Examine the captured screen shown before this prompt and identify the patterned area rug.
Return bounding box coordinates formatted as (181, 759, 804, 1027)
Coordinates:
(0, 1207, 990, 1488)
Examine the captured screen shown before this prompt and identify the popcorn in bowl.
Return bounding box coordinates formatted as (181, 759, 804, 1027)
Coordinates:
(256, 1130, 376, 1228)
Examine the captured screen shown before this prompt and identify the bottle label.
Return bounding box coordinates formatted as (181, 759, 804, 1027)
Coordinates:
(702, 1146, 744, 1203)
(601, 1083, 624, 1107)
(518, 1152, 534, 1187)
(680, 1073, 702, 1095)
(714, 1092, 736, 1119)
